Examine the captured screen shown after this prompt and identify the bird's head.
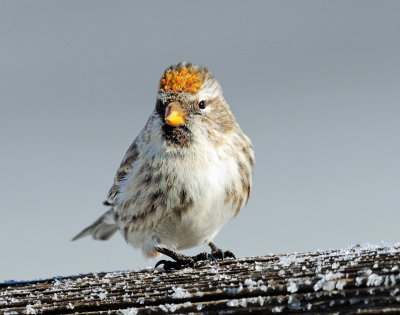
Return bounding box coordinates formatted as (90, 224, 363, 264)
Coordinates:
(155, 62, 236, 147)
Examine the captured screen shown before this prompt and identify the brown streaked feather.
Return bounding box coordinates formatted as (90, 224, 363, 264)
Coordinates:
(242, 144, 255, 169)
(104, 137, 139, 206)
(207, 97, 236, 134)
(171, 188, 194, 218)
(229, 137, 255, 216)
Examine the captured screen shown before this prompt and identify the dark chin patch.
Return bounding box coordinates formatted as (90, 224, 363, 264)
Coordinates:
(162, 124, 192, 148)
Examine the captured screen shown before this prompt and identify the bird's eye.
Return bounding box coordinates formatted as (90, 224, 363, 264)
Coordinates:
(198, 100, 206, 109)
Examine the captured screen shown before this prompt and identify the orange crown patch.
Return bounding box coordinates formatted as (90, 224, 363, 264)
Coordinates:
(159, 66, 203, 94)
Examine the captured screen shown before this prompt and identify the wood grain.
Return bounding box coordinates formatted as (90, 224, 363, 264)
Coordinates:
(1, 244, 400, 314)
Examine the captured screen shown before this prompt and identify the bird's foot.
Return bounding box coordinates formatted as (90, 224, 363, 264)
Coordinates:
(155, 247, 196, 271)
(154, 245, 235, 271)
(208, 242, 236, 261)
(155, 252, 211, 270)
(155, 257, 195, 271)
(211, 249, 236, 261)
(191, 252, 211, 263)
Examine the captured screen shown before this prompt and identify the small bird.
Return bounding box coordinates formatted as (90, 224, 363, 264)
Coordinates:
(72, 62, 254, 270)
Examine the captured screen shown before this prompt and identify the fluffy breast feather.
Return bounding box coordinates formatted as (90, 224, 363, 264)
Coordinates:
(114, 113, 254, 255)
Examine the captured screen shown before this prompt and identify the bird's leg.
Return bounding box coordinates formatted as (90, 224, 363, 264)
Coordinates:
(208, 242, 236, 261)
(155, 247, 195, 270)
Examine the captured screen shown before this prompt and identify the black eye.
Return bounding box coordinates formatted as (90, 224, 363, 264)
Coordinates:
(198, 100, 206, 109)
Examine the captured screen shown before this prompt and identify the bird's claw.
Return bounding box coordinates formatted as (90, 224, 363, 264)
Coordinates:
(223, 250, 236, 259)
(192, 252, 211, 263)
(155, 259, 168, 269)
(155, 258, 195, 271)
(211, 249, 236, 261)
(155, 248, 235, 270)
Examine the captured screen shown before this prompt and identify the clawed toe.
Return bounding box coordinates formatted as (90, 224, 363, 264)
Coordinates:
(154, 244, 235, 271)
(155, 258, 195, 271)
(208, 242, 236, 262)
(210, 250, 223, 261)
(192, 252, 211, 263)
(223, 250, 236, 259)
(155, 259, 169, 269)
(211, 249, 236, 261)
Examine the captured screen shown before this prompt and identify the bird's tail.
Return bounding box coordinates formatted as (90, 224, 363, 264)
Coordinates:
(71, 209, 118, 241)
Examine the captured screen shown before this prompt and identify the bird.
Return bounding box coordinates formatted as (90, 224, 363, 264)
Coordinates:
(72, 62, 254, 270)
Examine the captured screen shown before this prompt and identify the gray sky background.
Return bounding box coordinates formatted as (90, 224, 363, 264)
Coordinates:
(1, 1, 400, 282)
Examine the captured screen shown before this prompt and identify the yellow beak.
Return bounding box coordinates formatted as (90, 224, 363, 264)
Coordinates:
(165, 109, 186, 127)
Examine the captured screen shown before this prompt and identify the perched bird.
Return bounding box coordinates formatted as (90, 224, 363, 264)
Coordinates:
(72, 62, 254, 269)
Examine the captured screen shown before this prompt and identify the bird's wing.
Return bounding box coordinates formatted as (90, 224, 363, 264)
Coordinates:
(103, 137, 139, 206)
(72, 137, 140, 242)
(71, 209, 118, 241)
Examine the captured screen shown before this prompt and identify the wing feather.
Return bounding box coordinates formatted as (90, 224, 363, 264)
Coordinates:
(104, 137, 139, 206)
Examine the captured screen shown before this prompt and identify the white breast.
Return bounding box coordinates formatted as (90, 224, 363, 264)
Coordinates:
(161, 154, 237, 249)
(155, 146, 240, 251)
(120, 116, 248, 257)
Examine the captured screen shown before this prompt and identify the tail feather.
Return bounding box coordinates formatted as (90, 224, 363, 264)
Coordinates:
(72, 209, 118, 241)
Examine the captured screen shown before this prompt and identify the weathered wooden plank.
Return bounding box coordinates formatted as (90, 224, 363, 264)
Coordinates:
(1, 244, 400, 314)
